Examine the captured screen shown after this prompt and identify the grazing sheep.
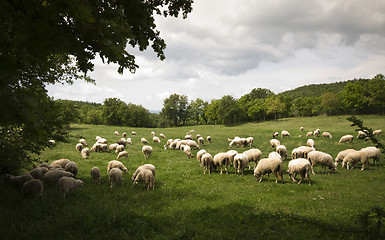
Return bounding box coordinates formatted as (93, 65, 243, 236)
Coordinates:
(109, 143, 119, 151)
(201, 153, 214, 174)
(64, 161, 79, 178)
(339, 135, 353, 143)
(114, 131, 119, 136)
(286, 158, 311, 185)
(373, 130, 382, 136)
(197, 137, 205, 145)
(79, 139, 87, 146)
(243, 149, 262, 168)
(141, 138, 149, 144)
(307, 139, 315, 148)
(335, 149, 356, 166)
(3, 173, 33, 188)
(117, 151, 128, 159)
(151, 131, 155, 136)
(298, 146, 315, 159)
(196, 134, 202, 139)
(101, 143, 108, 151)
(132, 164, 156, 182)
(307, 151, 336, 175)
(213, 152, 230, 174)
(270, 139, 280, 148)
(291, 147, 304, 159)
(153, 136, 161, 144)
(281, 130, 290, 137)
(132, 131, 137, 135)
(57, 177, 83, 198)
(95, 136, 101, 141)
(342, 150, 369, 171)
(126, 138, 132, 145)
(314, 129, 321, 137)
(117, 138, 127, 147)
(115, 144, 125, 153)
(196, 149, 207, 163)
(108, 168, 122, 188)
(187, 140, 200, 150)
(107, 160, 128, 174)
(206, 136, 212, 143)
(142, 145, 153, 158)
(133, 169, 155, 190)
(90, 167, 101, 184)
(183, 145, 193, 158)
(233, 153, 249, 175)
(300, 127, 304, 132)
(268, 151, 282, 161)
(185, 134, 193, 140)
(97, 138, 107, 144)
(273, 132, 279, 138)
(360, 147, 381, 166)
(81, 148, 90, 159)
(357, 130, 368, 139)
(229, 137, 242, 148)
(75, 143, 83, 152)
(322, 132, 332, 138)
(22, 179, 44, 197)
(91, 143, 102, 152)
(160, 133, 166, 138)
(43, 170, 74, 185)
(276, 145, 287, 160)
(246, 137, 254, 147)
(227, 150, 239, 166)
(253, 158, 283, 183)
(51, 159, 71, 168)
(29, 167, 48, 180)
(122, 132, 127, 137)
(306, 132, 313, 137)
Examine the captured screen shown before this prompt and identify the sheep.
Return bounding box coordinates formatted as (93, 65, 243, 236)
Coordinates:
(79, 138, 87, 146)
(117, 138, 127, 147)
(298, 146, 315, 158)
(126, 138, 132, 145)
(29, 167, 48, 180)
(43, 170, 74, 185)
(131, 131, 137, 135)
(57, 177, 83, 198)
(133, 169, 155, 190)
(243, 149, 262, 169)
(229, 137, 242, 148)
(286, 158, 311, 185)
(227, 150, 239, 166)
(75, 143, 83, 152)
(185, 134, 193, 140)
(153, 136, 161, 144)
(102, 143, 108, 152)
(160, 133, 166, 138)
(233, 153, 249, 175)
(90, 142, 102, 152)
(107, 160, 128, 174)
(117, 151, 128, 159)
(196, 134, 202, 139)
(90, 167, 101, 184)
(339, 135, 353, 143)
(187, 140, 200, 150)
(97, 138, 107, 144)
(22, 179, 44, 197)
(201, 153, 214, 174)
(360, 147, 381, 166)
(206, 136, 212, 143)
(357, 130, 368, 139)
(300, 127, 304, 132)
(322, 132, 332, 138)
(269, 151, 282, 161)
(115, 144, 125, 153)
(307, 151, 336, 175)
(141, 138, 149, 144)
(151, 131, 155, 136)
(122, 132, 127, 137)
(64, 161, 78, 178)
(183, 145, 193, 158)
(114, 130, 119, 136)
(314, 129, 321, 137)
(276, 145, 287, 160)
(246, 137, 254, 147)
(131, 164, 156, 182)
(197, 137, 205, 145)
(108, 168, 122, 188)
(373, 130, 382, 136)
(270, 139, 280, 148)
(142, 145, 153, 158)
(3, 173, 33, 188)
(307, 139, 315, 148)
(81, 148, 90, 159)
(213, 152, 230, 174)
(253, 158, 283, 183)
(342, 150, 369, 171)
(196, 149, 207, 163)
(95, 136, 101, 141)
(109, 143, 119, 151)
(291, 147, 305, 159)
(273, 132, 279, 138)
(306, 132, 313, 137)
(335, 149, 356, 166)
(281, 130, 290, 137)
(51, 159, 71, 168)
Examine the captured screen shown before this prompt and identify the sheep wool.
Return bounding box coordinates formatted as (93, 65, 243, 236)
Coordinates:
(196, 149, 207, 163)
(276, 145, 287, 160)
(281, 130, 290, 137)
(360, 147, 381, 166)
(322, 132, 332, 138)
(81, 148, 90, 159)
(339, 135, 353, 143)
(90, 167, 101, 184)
(201, 153, 214, 174)
(243, 149, 262, 169)
(233, 153, 249, 175)
(57, 177, 83, 198)
(254, 158, 283, 183)
(142, 145, 153, 158)
(227, 150, 239, 166)
(4, 173, 33, 188)
(141, 138, 149, 144)
(342, 150, 369, 171)
(133, 169, 155, 190)
(335, 149, 356, 166)
(373, 130, 382, 136)
(287, 158, 311, 185)
(43, 170, 74, 185)
(117, 151, 128, 159)
(132, 164, 156, 182)
(269, 139, 280, 148)
(22, 179, 44, 197)
(307, 151, 336, 175)
(29, 167, 48, 180)
(108, 168, 122, 188)
(64, 161, 79, 178)
(107, 160, 128, 174)
(51, 159, 71, 168)
(307, 139, 315, 148)
(213, 152, 230, 174)
(75, 143, 83, 152)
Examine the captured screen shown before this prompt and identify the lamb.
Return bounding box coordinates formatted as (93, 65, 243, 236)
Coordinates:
(183, 145, 193, 158)
(141, 138, 149, 144)
(342, 150, 369, 171)
(29, 167, 48, 180)
(286, 158, 311, 185)
(306, 132, 313, 137)
(64, 161, 78, 178)
(307, 139, 315, 148)
(276, 145, 287, 160)
(206, 136, 212, 143)
(133, 169, 155, 190)
(142, 145, 153, 158)
(153, 136, 161, 144)
(3, 173, 33, 188)
(322, 132, 332, 138)
(233, 153, 249, 175)
(117, 151, 128, 159)
(90, 167, 101, 184)
(75, 143, 83, 152)
(115, 144, 125, 153)
(131, 164, 156, 182)
(213, 152, 230, 174)
(335, 149, 356, 166)
(307, 151, 336, 175)
(339, 135, 353, 143)
(51, 159, 71, 168)
(243, 149, 262, 168)
(57, 177, 83, 198)
(22, 179, 44, 197)
(81, 148, 90, 159)
(360, 146, 381, 166)
(270, 139, 280, 148)
(201, 153, 214, 174)
(196, 149, 207, 163)
(373, 130, 382, 136)
(108, 168, 122, 188)
(253, 158, 283, 183)
(281, 130, 290, 137)
(107, 160, 128, 174)
(43, 170, 74, 185)
(291, 147, 304, 159)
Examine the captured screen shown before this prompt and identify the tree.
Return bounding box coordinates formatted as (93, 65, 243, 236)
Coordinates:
(367, 74, 385, 114)
(339, 81, 370, 114)
(292, 97, 320, 117)
(161, 93, 189, 127)
(205, 99, 220, 125)
(102, 98, 127, 125)
(247, 99, 267, 121)
(189, 98, 208, 125)
(320, 92, 343, 115)
(217, 95, 242, 126)
(265, 95, 286, 121)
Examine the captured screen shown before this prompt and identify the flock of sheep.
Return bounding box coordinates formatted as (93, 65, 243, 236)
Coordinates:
(2, 127, 382, 198)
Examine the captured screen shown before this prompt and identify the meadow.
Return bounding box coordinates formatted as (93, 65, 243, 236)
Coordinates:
(1, 115, 385, 239)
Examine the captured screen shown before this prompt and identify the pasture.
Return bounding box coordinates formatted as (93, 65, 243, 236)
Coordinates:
(1, 115, 385, 239)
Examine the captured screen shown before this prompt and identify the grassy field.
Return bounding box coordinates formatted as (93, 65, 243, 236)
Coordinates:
(1, 115, 385, 239)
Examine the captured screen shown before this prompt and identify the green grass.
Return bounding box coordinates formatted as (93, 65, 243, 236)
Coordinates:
(1, 115, 385, 239)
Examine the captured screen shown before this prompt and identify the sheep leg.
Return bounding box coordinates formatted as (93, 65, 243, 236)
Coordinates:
(311, 165, 315, 175)
(274, 172, 278, 183)
(259, 175, 263, 182)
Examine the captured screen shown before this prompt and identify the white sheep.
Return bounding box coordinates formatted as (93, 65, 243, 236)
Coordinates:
(57, 177, 83, 198)
(268, 151, 282, 161)
(342, 150, 369, 171)
(314, 129, 321, 137)
(91, 143, 102, 152)
(107, 160, 128, 174)
(22, 179, 44, 197)
(117, 151, 128, 159)
(108, 168, 122, 188)
(373, 130, 382, 136)
(115, 144, 125, 153)
(300, 127, 304, 132)
(141, 138, 149, 144)
(43, 170, 74, 185)
(29, 167, 48, 180)
(339, 135, 353, 143)
(131, 131, 137, 135)
(109, 143, 119, 151)
(243, 149, 262, 169)
(117, 138, 127, 146)
(183, 145, 193, 158)
(95, 136, 101, 141)
(187, 140, 200, 150)
(213, 152, 230, 174)
(90, 167, 101, 184)
(246, 137, 254, 147)
(97, 138, 107, 144)
(75, 143, 83, 152)
(281, 130, 290, 137)
(291, 147, 304, 159)
(307, 139, 315, 148)
(64, 161, 78, 177)
(133, 169, 155, 190)
(51, 159, 71, 168)
(357, 130, 368, 139)
(206, 136, 212, 143)
(3, 173, 33, 188)
(101, 143, 108, 152)
(197, 137, 205, 145)
(79, 138, 87, 146)
(153, 136, 161, 143)
(81, 148, 90, 159)
(307, 151, 336, 175)
(306, 132, 313, 137)
(227, 150, 239, 166)
(122, 132, 127, 137)
(114, 130, 119, 136)
(127, 138, 132, 145)
(131, 164, 156, 182)
(233, 153, 249, 175)
(196, 149, 207, 163)
(160, 133, 166, 138)
(201, 153, 214, 174)
(151, 131, 155, 136)
(253, 158, 283, 183)
(142, 145, 153, 158)
(276, 145, 287, 160)
(196, 134, 202, 139)
(298, 146, 315, 158)
(360, 146, 381, 166)
(185, 134, 193, 140)
(286, 158, 311, 185)
(270, 139, 280, 148)
(335, 149, 356, 166)
(229, 137, 242, 148)
(322, 132, 332, 138)
(273, 132, 279, 138)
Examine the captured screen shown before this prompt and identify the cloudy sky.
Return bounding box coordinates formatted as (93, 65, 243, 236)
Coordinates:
(47, 0, 385, 111)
